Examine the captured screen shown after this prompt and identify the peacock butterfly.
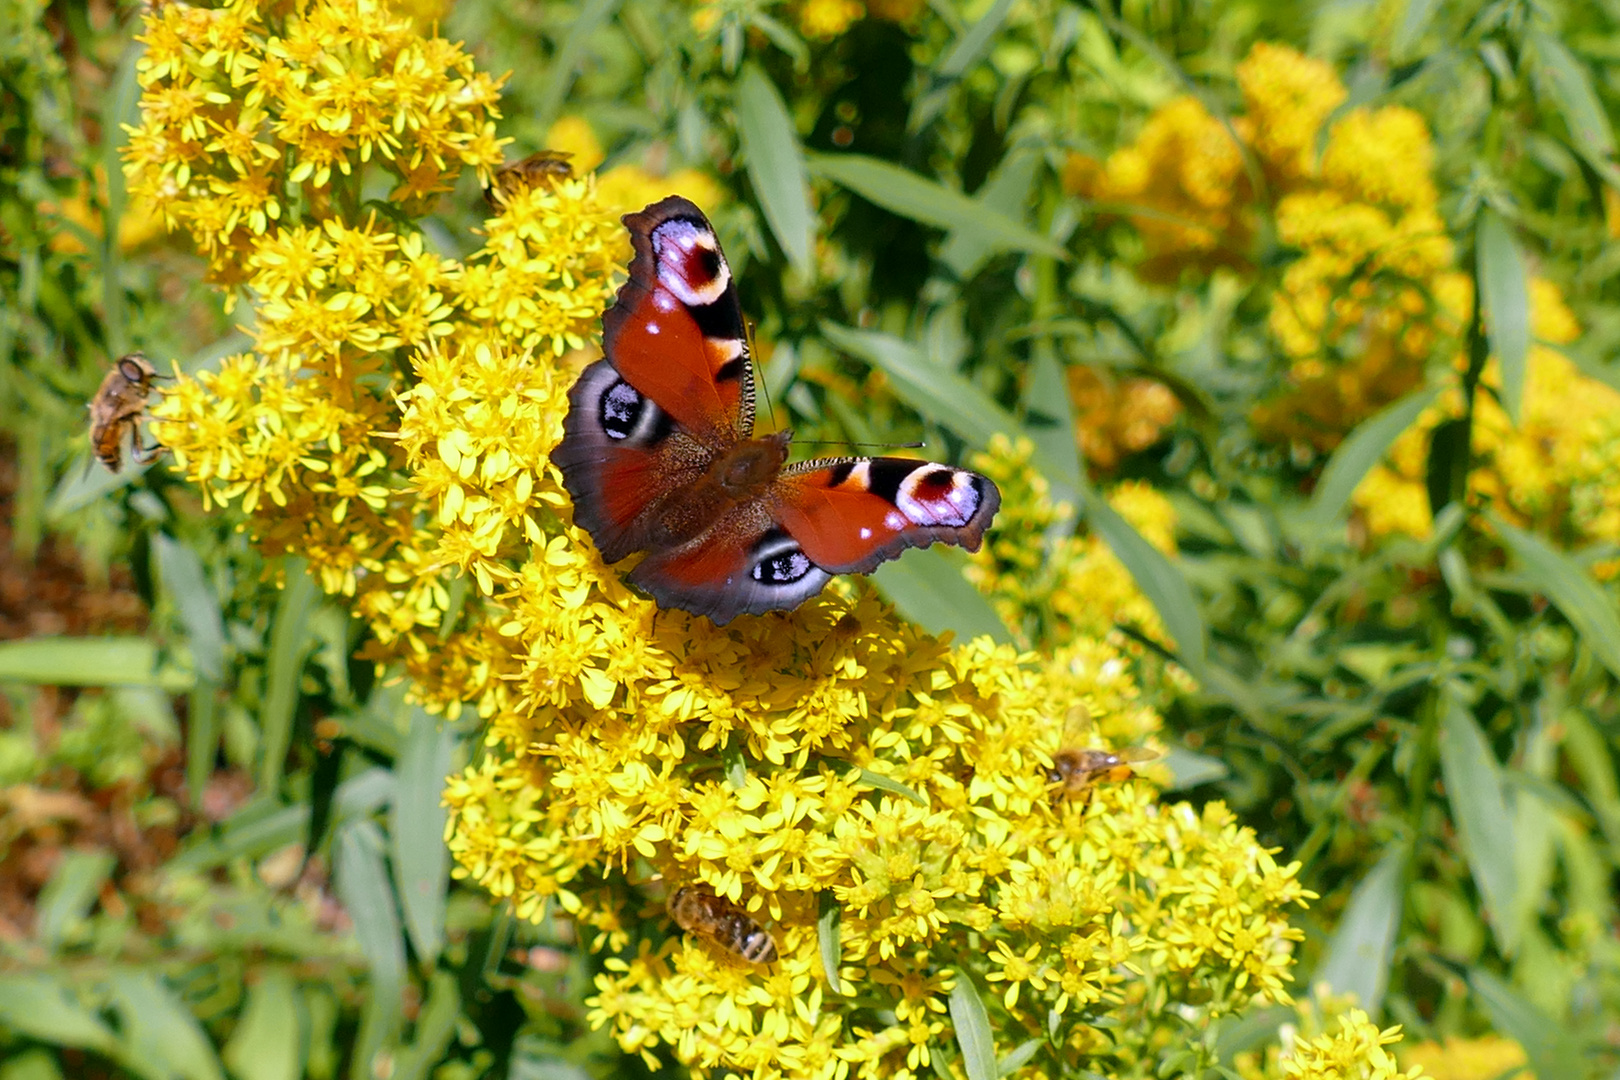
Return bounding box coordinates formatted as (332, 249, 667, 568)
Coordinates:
(551, 196, 1001, 625)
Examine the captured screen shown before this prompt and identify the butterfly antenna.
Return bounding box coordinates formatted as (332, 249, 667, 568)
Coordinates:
(748, 319, 780, 432)
(796, 440, 927, 450)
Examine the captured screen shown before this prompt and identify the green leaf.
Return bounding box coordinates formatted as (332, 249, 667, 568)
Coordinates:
(260, 561, 319, 793)
(1081, 493, 1208, 679)
(335, 820, 407, 1074)
(1493, 516, 1620, 682)
(35, 850, 115, 953)
(534, 0, 623, 132)
(108, 972, 226, 1080)
(392, 707, 456, 968)
(1312, 843, 1406, 1014)
(0, 637, 191, 691)
(1307, 386, 1440, 526)
(1021, 344, 1082, 508)
(1159, 745, 1229, 790)
(1391, 0, 1443, 60)
(820, 322, 1018, 448)
(871, 546, 1012, 645)
(1476, 209, 1530, 424)
(153, 533, 225, 683)
(807, 153, 1068, 261)
(940, 148, 1040, 280)
(1469, 968, 1584, 1080)
(735, 65, 814, 277)
(222, 970, 301, 1080)
(389, 971, 462, 1080)
(0, 976, 119, 1053)
(948, 971, 997, 1080)
(853, 767, 928, 806)
(997, 1039, 1041, 1077)
(817, 892, 845, 995)
(937, 0, 1015, 79)
(1440, 691, 1518, 956)
(1530, 32, 1619, 175)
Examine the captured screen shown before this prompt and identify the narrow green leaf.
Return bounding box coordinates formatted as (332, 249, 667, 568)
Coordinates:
(108, 972, 226, 1080)
(335, 820, 407, 1074)
(735, 65, 814, 277)
(392, 707, 456, 968)
(1469, 968, 1584, 1080)
(0, 976, 119, 1053)
(222, 970, 301, 1080)
(817, 892, 845, 994)
(871, 547, 1012, 645)
(1312, 843, 1406, 1014)
(389, 971, 461, 1080)
(997, 1039, 1042, 1077)
(1510, 783, 1558, 939)
(2, 1048, 64, 1080)
(937, 0, 1015, 78)
(36, 850, 115, 953)
(819, 322, 1018, 448)
(260, 561, 320, 793)
(186, 684, 219, 811)
(940, 148, 1040, 280)
(534, 0, 623, 132)
(854, 767, 928, 806)
(154, 533, 225, 683)
(1493, 516, 1620, 682)
(1476, 209, 1530, 424)
(807, 153, 1068, 260)
(0, 636, 190, 690)
(1391, 0, 1443, 60)
(1530, 32, 1619, 167)
(1440, 692, 1519, 955)
(1307, 386, 1440, 526)
(1159, 745, 1229, 790)
(1081, 493, 1208, 679)
(1021, 345, 1082, 508)
(948, 971, 997, 1080)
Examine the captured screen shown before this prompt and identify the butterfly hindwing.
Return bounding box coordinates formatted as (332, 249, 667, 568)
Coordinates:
(602, 197, 754, 440)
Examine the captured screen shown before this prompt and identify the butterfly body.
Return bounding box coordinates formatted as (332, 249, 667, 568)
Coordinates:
(553, 197, 1001, 625)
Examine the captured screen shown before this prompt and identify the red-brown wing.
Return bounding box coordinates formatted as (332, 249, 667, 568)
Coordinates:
(775, 458, 1001, 572)
(551, 359, 711, 563)
(602, 197, 754, 441)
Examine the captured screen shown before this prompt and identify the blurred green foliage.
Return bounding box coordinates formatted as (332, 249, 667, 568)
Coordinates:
(5, 0, 1620, 1076)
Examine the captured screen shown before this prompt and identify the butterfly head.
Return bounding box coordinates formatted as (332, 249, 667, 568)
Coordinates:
(716, 430, 792, 497)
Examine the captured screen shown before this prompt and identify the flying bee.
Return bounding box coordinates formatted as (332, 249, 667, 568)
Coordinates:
(88, 352, 164, 472)
(483, 149, 574, 210)
(667, 885, 778, 966)
(1045, 704, 1159, 801)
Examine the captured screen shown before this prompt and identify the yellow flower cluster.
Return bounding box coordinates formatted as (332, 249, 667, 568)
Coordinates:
(1086, 43, 1453, 451)
(1067, 364, 1183, 472)
(1352, 278, 1620, 550)
(1237, 1008, 1428, 1080)
(968, 436, 1175, 655)
(128, 8, 1400, 1077)
(1398, 1034, 1531, 1080)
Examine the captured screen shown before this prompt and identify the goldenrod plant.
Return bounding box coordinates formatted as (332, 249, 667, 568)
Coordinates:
(2, 0, 1618, 1077)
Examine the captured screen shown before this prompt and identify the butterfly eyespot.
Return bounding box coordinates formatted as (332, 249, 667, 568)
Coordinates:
(753, 547, 813, 584)
(599, 380, 645, 440)
(896, 467, 980, 527)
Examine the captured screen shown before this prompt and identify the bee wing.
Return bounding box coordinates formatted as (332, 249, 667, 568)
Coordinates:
(1059, 703, 1092, 748)
(1114, 745, 1161, 765)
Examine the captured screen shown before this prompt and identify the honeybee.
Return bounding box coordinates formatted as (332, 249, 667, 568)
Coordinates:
(667, 885, 778, 966)
(88, 352, 163, 472)
(483, 150, 574, 209)
(1046, 705, 1159, 801)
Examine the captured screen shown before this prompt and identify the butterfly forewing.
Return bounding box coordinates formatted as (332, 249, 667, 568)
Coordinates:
(602, 198, 754, 439)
